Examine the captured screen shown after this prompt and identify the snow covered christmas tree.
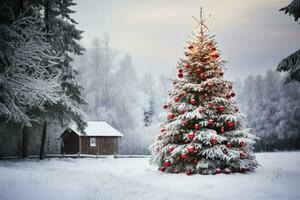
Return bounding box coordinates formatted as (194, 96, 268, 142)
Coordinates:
(150, 10, 259, 175)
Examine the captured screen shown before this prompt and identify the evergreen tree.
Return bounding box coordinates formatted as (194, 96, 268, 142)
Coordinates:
(150, 11, 259, 175)
(277, 0, 300, 83)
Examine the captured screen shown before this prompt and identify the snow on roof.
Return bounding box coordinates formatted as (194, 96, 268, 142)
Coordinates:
(69, 121, 123, 137)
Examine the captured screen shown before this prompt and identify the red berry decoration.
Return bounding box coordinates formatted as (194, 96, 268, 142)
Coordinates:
(226, 143, 232, 148)
(160, 167, 166, 172)
(182, 120, 188, 126)
(188, 145, 195, 153)
(210, 138, 218, 145)
(208, 119, 214, 126)
(187, 132, 195, 139)
(174, 96, 180, 102)
(209, 102, 214, 108)
(234, 107, 239, 112)
(181, 153, 187, 159)
(186, 64, 191, 68)
(195, 69, 202, 74)
(186, 169, 193, 176)
(163, 160, 171, 167)
(226, 94, 231, 99)
(168, 146, 174, 153)
(163, 105, 168, 109)
(167, 113, 175, 120)
(216, 168, 221, 174)
(188, 45, 194, 50)
(219, 71, 224, 76)
(190, 99, 196, 105)
(229, 85, 233, 89)
(220, 126, 225, 134)
(199, 108, 205, 113)
(231, 92, 236, 97)
(239, 140, 245, 147)
(211, 47, 217, 51)
(178, 68, 183, 73)
(218, 106, 225, 112)
(179, 109, 185, 114)
(199, 73, 206, 79)
(178, 73, 183, 78)
(226, 121, 235, 128)
(194, 123, 200, 129)
(160, 128, 165, 132)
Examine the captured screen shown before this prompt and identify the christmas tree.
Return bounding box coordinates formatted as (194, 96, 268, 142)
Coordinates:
(150, 10, 259, 175)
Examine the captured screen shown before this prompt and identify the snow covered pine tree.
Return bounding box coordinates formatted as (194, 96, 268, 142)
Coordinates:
(150, 11, 259, 175)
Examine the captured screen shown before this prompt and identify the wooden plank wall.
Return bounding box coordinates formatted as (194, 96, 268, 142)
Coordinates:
(80, 136, 118, 155)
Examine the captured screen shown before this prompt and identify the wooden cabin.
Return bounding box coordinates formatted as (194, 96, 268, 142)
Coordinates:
(60, 121, 123, 155)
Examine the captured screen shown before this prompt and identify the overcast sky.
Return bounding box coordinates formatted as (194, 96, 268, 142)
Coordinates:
(73, 0, 300, 81)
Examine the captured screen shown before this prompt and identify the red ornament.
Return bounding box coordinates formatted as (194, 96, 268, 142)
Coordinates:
(194, 123, 200, 129)
(160, 167, 166, 172)
(186, 169, 193, 176)
(190, 99, 196, 105)
(178, 73, 183, 78)
(218, 106, 225, 112)
(179, 109, 185, 114)
(239, 140, 245, 147)
(199, 73, 206, 79)
(160, 128, 165, 133)
(234, 107, 239, 112)
(219, 71, 224, 76)
(224, 168, 231, 174)
(186, 64, 191, 68)
(182, 120, 188, 126)
(174, 96, 180, 102)
(226, 94, 231, 99)
(216, 168, 222, 174)
(188, 45, 194, 50)
(163, 105, 168, 109)
(210, 138, 218, 145)
(167, 113, 175, 120)
(188, 145, 195, 153)
(188, 71, 193, 76)
(178, 68, 183, 73)
(229, 85, 233, 89)
(231, 92, 236, 97)
(240, 151, 246, 159)
(199, 108, 205, 113)
(220, 126, 225, 134)
(211, 47, 217, 51)
(187, 132, 195, 139)
(181, 153, 187, 159)
(168, 146, 174, 153)
(163, 160, 171, 167)
(209, 102, 214, 108)
(226, 121, 235, 128)
(195, 69, 202, 74)
(208, 119, 214, 126)
(226, 143, 232, 148)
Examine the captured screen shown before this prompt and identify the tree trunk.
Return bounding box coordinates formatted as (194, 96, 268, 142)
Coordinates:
(39, 121, 47, 160)
(21, 126, 28, 158)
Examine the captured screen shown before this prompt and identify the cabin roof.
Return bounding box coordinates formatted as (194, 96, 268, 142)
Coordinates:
(69, 121, 123, 137)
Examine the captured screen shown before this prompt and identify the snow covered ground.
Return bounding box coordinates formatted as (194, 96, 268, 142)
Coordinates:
(0, 152, 299, 200)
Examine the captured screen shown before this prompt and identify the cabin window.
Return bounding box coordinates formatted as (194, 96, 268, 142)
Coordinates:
(90, 138, 96, 147)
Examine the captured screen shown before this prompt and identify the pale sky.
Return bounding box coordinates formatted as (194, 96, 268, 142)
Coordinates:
(73, 0, 300, 81)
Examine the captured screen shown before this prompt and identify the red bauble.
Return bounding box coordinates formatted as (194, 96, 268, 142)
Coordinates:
(186, 169, 193, 176)
(188, 45, 194, 50)
(163, 160, 171, 167)
(231, 92, 236, 97)
(168, 146, 174, 153)
(187, 132, 195, 139)
(167, 113, 175, 120)
(234, 107, 239, 112)
(179, 109, 185, 114)
(178, 73, 183, 78)
(199, 108, 205, 113)
(229, 85, 233, 89)
(163, 105, 168, 109)
(195, 69, 202, 74)
(218, 106, 225, 112)
(224, 168, 231, 174)
(209, 102, 214, 108)
(188, 71, 193, 76)
(226, 94, 231, 99)
(186, 64, 191, 68)
(226, 143, 232, 148)
(182, 120, 188, 126)
(199, 73, 206, 79)
(188, 145, 195, 153)
(211, 47, 217, 51)
(174, 96, 180, 102)
(216, 168, 222, 174)
(220, 127, 225, 134)
(181, 153, 187, 159)
(208, 119, 214, 126)
(240, 151, 246, 159)
(226, 121, 235, 128)
(178, 68, 183, 73)
(210, 138, 218, 145)
(160, 128, 165, 132)
(190, 99, 196, 105)
(194, 123, 200, 129)
(160, 167, 166, 172)
(219, 71, 224, 76)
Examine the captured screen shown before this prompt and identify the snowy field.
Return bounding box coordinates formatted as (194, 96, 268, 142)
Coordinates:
(0, 152, 299, 200)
